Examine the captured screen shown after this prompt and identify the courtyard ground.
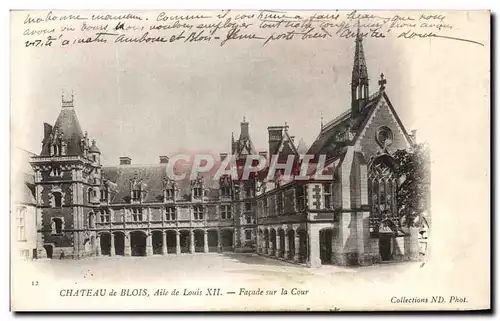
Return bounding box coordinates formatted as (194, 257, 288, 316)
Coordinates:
(13, 252, 441, 311)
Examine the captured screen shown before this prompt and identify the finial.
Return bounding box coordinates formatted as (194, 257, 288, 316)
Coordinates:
(378, 73, 387, 91)
(243, 116, 246, 123)
(284, 121, 288, 131)
(356, 19, 361, 38)
(92, 139, 96, 146)
(61, 90, 74, 108)
(320, 111, 324, 130)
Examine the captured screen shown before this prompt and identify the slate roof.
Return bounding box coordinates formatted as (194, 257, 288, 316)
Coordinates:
(307, 92, 383, 159)
(41, 106, 85, 156)
(102, 162, 222, 204)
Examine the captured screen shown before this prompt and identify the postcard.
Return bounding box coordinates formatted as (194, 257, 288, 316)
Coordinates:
(10, 9, 490, 311)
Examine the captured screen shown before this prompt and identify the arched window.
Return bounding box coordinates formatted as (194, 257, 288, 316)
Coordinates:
(53, 192, 62, 208)
(51, 218, 63, 234)
(88, 212, 95, 228)
(88, 188, 93, 203)
(368, 155, 397, 230)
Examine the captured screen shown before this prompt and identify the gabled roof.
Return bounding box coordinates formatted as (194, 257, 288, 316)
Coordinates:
(307, 92, 383, 159)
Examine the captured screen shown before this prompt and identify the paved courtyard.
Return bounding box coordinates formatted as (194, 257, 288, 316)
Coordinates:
(25, 252, 423, 286)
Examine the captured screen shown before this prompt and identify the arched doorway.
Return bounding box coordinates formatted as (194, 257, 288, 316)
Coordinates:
(130, 231, 147, 256)
(152, 231, 163, 255)
(43, 244, 53, 259)
(319, 228, 333, 264)
(278, 229, 285, 258)
(179, 230, 190, 253)
(207, 230, 218, 252)
(378, 219, 397, 261)
(297, 229, 308, 263)
(113, 232, 125, 256)
(270, 229, 277, 255)
(100, 233, 111, 256)
(194, 230, 204, 253)
(287, 229, 295, 260)
(166, 230, 177, 254)
(220, 229, 234, 252)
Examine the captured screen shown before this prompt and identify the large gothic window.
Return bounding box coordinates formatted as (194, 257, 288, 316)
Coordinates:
(368, 155, 398, 231)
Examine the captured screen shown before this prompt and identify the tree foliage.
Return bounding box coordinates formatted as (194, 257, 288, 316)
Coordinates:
(393, 143, 430, 227)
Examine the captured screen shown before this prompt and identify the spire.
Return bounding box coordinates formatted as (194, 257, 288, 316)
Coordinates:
(351, 20, 369, 115)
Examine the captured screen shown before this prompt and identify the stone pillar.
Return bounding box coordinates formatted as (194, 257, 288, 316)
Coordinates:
(203, 230, 209, 253)
(162, 231, 168, 255)
(294, 232, 300, 262)
(124, 233, 131, 256)
(96, 234, 101, 256)
(189, 230, 195, 254)
(217, 229, 222, 253)
(110, 233, 115, 256)
(308, 224, 321, 268)
(175, 231, 181, 254)
(284, 233, 290, 259)
(408, 226, 420, 260)
(268, 236, 274, 256)
(146, 233, 153, 256)
(275, 232, 281, 258)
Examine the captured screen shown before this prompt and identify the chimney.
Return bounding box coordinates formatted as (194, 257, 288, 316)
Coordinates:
(159, 156, 169, 164)
(220, 153, 228, 162)
(290, 136, 295, 143)
(119, 156, 131, 165)
(43, 123, 53, 140)
(268, 126, 284, 157)
(240, 118, 249, 137)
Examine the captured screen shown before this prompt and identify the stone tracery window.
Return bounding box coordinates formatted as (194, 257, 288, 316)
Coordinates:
(368, 155, 398, 230)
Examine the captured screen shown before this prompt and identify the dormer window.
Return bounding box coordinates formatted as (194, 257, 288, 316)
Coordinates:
(132, 190, 142, 201)
(220, 186, 231, 198)
(193, 187, 203, 198)
(100, 189, 109, 202)
(165, 188, 174, 200)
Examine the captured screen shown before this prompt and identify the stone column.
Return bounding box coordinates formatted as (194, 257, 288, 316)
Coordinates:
(162, 231, 168, 255)
(308, 224, 321, 268)
(203, 230, 209, 253)
(409, 226, 420, 260)
(268, 236, 274, 256)
(146, 233, 153, 256)
(110, 233, 115, 256)
(124, 233, 132, 256)
(189, 230, 195, 254)
(175, 231, 181, 254)
(294, 232, 300, 262)
(284, 233, 290, 259)
(96, 234, 101, 256)
(275, 232, 281, 258)
(217, 229, 222, 253)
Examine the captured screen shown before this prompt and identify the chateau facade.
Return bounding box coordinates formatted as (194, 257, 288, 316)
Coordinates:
(28, 33, 426, 267)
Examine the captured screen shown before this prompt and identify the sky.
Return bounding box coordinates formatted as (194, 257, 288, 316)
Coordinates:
(10, 10, 487, 167)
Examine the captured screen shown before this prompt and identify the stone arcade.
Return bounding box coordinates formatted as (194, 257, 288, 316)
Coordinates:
(29, 31, 426, 267)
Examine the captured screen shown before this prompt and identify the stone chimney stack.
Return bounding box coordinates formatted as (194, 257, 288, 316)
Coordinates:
(119, 156, 131, 165)
(159, 156, 169, 164)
